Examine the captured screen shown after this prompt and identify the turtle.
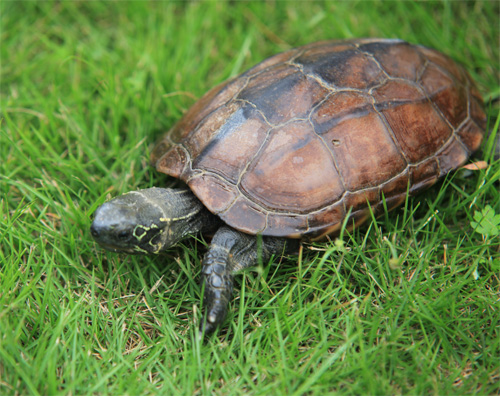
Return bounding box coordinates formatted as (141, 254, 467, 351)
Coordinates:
(90, 38, 487, 334)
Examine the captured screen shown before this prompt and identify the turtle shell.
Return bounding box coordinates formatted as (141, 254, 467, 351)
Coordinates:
(151, 38, 486, 239)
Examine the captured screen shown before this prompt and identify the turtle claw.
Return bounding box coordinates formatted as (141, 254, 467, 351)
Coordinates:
(199, 318, 216, 337)
(201, 246, 234, 336)
(199, 300, 228, 336)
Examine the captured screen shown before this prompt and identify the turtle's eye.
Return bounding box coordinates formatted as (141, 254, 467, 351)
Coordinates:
(117, 230, 129, 240)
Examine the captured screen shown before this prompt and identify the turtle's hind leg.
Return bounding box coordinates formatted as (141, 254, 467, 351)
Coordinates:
(200, 226, 294, 335)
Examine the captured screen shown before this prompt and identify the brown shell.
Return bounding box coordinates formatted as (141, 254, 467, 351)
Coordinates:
(152, 38, 486, 239)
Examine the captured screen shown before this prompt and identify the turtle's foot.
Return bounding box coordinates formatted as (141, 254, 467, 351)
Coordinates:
(198, 226, 289, 336)
(200, 251, 233, 336)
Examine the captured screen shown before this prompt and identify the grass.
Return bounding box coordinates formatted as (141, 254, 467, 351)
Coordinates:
(1, 1, 499, 395)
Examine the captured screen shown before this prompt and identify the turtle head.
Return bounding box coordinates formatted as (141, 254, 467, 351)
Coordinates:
(90, 187, 210, 254)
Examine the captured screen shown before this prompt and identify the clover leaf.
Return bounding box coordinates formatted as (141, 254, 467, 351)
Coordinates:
(471, 205, 500, 237)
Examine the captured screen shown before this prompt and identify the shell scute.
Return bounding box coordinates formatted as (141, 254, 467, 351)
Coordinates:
(240, 121, 344, 213)
(222, 197, 267, 234)
(191, 105, 269, 183)
(359, 41, 426, 81)
(296, 48, 386, 89)
(156, 145, 188, 179)
(380, 170, 410, 200)
(265, 213, 308, 238)
(409, 158, 440, 195)
(311, 91, 373, 134)
(420, 63, 468, 128)
(418, 46, 467, 84)
(436, 138, 469, 177)
(305, 202, 346, 239)
(182, 101, 241, 160)
(176, 78, 245, 142)
(457, 119, 484, 153)
(469, 96, 488, 130)
(372, 80, 425, 108)
(381, 101, 453, 163)
(188, 174, 237, 214)
(238, 65, 329, 125)
(344, 188, 380, 213)
(316, 110, 407, 191)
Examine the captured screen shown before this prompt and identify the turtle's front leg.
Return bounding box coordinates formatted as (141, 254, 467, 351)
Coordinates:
(200, 226, 294, 334)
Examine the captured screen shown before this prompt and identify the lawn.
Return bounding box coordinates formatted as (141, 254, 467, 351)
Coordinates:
(1, 1, 499, 395)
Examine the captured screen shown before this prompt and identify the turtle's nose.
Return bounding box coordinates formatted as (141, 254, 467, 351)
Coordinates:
(90, 221, 101, 239)
(90, 205, 106, 240)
